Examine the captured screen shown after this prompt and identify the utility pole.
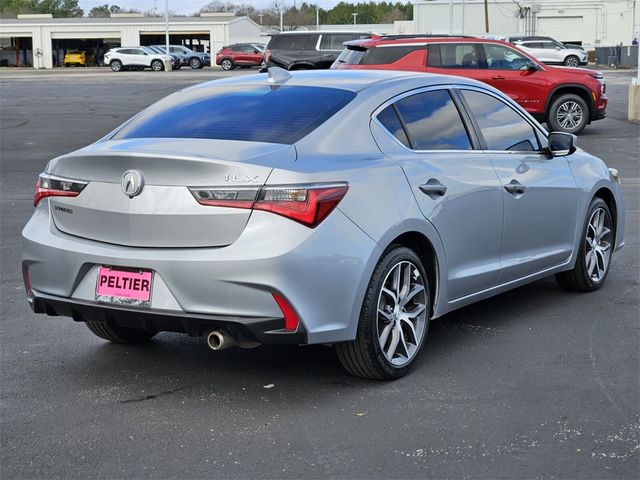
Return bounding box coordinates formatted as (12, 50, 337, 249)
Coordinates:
(448, 0, 453, 34)
(484, 0, 489, 33)
(316, 7, 319, 30)
(352, 12, 358, 31)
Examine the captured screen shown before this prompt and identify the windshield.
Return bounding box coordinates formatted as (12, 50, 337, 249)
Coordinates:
(113, 85, 356, 144)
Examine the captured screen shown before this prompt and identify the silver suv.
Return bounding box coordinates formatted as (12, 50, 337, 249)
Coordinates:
(104, 46, 172, 72)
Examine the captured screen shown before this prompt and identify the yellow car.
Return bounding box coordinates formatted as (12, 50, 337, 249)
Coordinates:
(64, 51, 86, 67)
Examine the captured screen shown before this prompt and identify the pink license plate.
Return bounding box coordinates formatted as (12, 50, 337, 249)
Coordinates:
(95, 266, 153, 306)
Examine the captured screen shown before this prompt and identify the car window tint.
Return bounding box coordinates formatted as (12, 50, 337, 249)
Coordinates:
(269, 34, 320, 51)
(483, 44, 530, 70)
(362, 46, 424, 65)
(376, 105, 410, 148)
(427, 44, 479, 68)
(394, 90, 472, 150)
(113, 86, 356, 145)
(320, 34, 360, 50)
(461, 90, 539, 151)
(335, 47, 366, 65)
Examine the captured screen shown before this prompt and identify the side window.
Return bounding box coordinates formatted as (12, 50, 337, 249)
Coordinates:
(483, 44, 530, 70)
(427, 44, 480, 69)
(319, 34, 358, 50)
(362, 46, 424, 65)
(522, 42, 544, 49)
(118, 49, 132, 55)
(133, 49, 146, 56)
(376, 105, 410, 148)
(231, 45, 243, 52)
(394, 90, 472, 150)
(461, 90, 540, 151)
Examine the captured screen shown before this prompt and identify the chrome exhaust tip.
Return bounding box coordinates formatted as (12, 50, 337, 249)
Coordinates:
(206, 330, 236, 351)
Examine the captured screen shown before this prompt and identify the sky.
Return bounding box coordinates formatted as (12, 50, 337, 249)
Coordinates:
(78, 1, 342, 16)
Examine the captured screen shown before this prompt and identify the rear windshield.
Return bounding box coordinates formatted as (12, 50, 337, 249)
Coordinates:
(113, 85, 356, 145)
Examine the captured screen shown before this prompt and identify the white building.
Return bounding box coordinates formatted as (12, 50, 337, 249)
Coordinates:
(0, 13, 263, 68)
(413, 0, 639, 48)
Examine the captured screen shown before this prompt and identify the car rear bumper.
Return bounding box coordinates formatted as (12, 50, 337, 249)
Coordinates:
(22, 201, 379, 345)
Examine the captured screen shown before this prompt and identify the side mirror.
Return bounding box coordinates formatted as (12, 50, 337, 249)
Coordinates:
(547, 132, 577, 157)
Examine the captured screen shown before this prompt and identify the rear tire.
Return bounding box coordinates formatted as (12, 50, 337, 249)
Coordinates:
(189, 57, 202, 69)
(110, 59, 122, 72)
(151, 59, 164, 71)
(85, 321, 155, 344)
(556, 197, 613, 292)
(336, 246, 430, 380)
(220, 58, 234, 71)
(547, 93, 589, 134)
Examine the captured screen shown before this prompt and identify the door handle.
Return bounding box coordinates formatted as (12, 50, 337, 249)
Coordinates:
(504, 179, 526, 196)
(491, 75, 505, 80)
(419, 179, 447, 199)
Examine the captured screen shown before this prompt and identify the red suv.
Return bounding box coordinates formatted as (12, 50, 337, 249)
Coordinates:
(333, 35, 607, 134)
(216, 43, 266, 71)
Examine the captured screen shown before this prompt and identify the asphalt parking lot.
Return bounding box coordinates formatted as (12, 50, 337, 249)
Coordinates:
(1, 67, 638, 479)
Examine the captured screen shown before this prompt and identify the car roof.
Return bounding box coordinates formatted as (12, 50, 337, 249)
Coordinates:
(270, 31, 372, 36)
(188, 68, 490, 94)
(346, 36, 516, 48)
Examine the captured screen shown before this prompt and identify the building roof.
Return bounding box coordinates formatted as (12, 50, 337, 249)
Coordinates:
(0, 15, 245, 25)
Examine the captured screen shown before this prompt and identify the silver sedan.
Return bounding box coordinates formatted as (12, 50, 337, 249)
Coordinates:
(22, 69, 625, 379)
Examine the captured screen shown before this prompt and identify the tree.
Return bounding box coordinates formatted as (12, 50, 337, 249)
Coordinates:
(0, 0, 83, 17)
(88, 4, 121, 18)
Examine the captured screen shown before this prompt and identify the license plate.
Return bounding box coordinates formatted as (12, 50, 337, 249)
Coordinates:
(95, 266, 153, 306)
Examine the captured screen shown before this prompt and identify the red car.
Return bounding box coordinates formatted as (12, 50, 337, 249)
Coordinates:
(333, 35, 607, 134)
(216, 43, 266, 71)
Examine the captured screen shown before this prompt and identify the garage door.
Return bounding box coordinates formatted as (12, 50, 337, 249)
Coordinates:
(537, 16, 583, 43)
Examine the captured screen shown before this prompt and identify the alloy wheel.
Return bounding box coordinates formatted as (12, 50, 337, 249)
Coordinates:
(377, 260, 427, 367)
(556, 101, 584, 130)
(585, 207, 612, 283)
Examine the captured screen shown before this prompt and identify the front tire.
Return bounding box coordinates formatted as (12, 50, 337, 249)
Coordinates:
(189, 57, 202, 69)
(336, 246, 430, 380)
(85, 321, 155, 344)
(220, 58, 234, 71)
(547, 93, 589, 134)
(556, 197, 613, 292)
(564, 55, 579, 67)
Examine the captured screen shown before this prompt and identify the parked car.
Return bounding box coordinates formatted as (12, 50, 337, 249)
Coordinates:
(104, 46, 173, 72)
(333, 35, 606, 134)
(146, 46, 182, 69)
(63, 50, 86, 67)
(216, 43, 265, 70)
(22, 69, 624, 379)
(263, 31, 372, 70)
(503, 35, 586, 53)
(515, 39, 587, 67)
(152, 44, 210, 69)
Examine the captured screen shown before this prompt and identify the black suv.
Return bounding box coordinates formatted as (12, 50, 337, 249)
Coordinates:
(263, 31, 371, 71)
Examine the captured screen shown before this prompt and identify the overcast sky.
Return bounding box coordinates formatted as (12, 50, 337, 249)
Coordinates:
(78, 1, 342, 15)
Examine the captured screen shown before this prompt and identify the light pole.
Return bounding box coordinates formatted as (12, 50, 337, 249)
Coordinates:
(164, 0, 170, 71)
(352, 12, 358, 31)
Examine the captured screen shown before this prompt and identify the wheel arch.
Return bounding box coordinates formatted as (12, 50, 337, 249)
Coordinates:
(545, 84, 595, 119)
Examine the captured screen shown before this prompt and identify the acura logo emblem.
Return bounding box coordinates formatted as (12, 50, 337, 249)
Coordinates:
(121, 170, 144, 197)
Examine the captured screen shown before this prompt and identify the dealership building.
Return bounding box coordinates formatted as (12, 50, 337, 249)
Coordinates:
(0, 13, 263, 68)
(413, 0, 639, 47)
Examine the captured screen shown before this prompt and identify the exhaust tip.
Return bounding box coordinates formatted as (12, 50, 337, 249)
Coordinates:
(206, 330, 235, 351)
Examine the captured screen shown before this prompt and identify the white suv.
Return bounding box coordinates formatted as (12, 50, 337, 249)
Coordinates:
(104, 46, 172, 72)
(515, 40, 587, 67)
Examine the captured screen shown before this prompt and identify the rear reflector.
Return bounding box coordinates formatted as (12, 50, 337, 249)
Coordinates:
(189, 183, 349, 228)
(272, 293, 300, 332)
(34, 173, 88, 206)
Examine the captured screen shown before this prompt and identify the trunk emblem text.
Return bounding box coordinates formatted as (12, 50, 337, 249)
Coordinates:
(225, 174, 260, 183)
(121, 170, 144, 198)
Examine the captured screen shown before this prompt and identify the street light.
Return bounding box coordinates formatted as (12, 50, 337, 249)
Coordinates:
(164, 0, 170, 71)
(352, 12, 358, 31)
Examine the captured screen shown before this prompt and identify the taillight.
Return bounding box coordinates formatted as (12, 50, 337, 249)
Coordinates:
(34, 173, 88, 206)
(264, 49, 271, 62)
(272, 293, 300, 331)
(189, 183, 348, 228)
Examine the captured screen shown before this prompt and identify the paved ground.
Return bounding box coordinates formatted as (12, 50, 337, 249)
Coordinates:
(1, 68, 638, 479)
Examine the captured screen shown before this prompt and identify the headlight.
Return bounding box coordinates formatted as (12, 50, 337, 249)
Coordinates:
(608, 168, 620, 184)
